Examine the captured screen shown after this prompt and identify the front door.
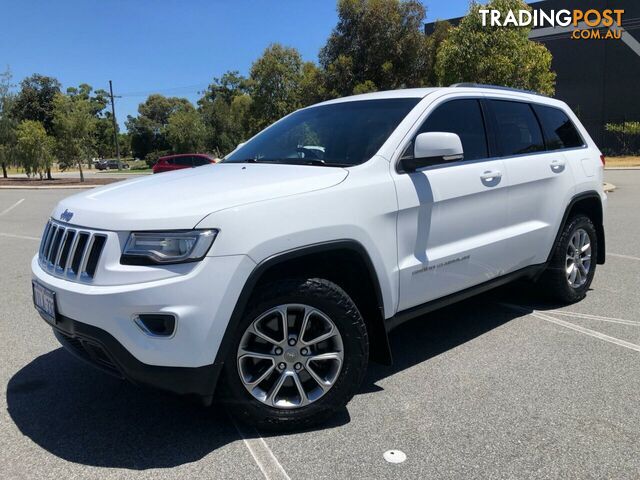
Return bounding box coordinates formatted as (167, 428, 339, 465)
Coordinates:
(393, 98, 510, 311)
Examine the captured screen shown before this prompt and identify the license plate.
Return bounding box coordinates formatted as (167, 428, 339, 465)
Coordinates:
(32, 281, 57, 325)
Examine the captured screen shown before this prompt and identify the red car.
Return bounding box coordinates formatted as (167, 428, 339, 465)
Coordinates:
(152, 154, 217, 174)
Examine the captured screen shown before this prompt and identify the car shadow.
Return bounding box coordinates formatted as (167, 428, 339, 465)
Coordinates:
(6, 283, 550, 470)
(363, 283, 543, 391)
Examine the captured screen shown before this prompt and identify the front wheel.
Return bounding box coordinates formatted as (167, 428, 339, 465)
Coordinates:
(541, 214, 598, 303)
(222, 278, 369, 431)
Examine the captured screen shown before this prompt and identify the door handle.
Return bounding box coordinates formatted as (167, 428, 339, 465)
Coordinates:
(480, 170, 502, 185)
(550, 159, 566, 173)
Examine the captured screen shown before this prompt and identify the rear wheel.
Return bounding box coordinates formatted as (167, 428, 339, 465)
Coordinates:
(541, 214, 597, 303)
(222, 278, 368, 431)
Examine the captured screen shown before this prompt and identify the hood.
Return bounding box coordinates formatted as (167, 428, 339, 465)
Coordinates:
(52, 163, 348, 230)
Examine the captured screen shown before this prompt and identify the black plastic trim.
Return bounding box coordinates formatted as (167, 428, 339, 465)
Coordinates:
(212, 240, 392, 368)
(47, 313, 221, 397)
(548, 190, 606, 265)
(387, 264, 546, 331)
(399, 154, 463, 173)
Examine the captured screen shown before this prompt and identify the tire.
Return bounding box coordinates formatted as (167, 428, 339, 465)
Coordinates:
(222, 278, 369, 431)
(541, 214, 598, 303)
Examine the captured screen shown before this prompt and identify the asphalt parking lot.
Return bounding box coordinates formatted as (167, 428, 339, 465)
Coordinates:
(1, 170, 639, 479)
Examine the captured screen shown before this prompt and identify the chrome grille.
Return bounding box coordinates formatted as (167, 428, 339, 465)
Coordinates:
(38, 220, 107, 280)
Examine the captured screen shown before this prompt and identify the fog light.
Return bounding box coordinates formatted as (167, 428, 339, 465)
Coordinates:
(133, 314, 176, 337)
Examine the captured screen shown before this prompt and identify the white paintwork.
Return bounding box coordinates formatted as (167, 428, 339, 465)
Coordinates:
(51, 163, 348, 231)
(414, 132, 463, 160)
(32, 86, 605, 370)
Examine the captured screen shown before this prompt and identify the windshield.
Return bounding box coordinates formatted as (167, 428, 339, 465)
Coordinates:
(224, 98, 420, 167)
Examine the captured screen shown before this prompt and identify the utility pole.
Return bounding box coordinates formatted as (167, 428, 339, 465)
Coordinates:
(108, 80, 122, 170)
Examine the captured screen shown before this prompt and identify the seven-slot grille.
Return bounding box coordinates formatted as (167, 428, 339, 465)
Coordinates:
(39, 220, 107, 280)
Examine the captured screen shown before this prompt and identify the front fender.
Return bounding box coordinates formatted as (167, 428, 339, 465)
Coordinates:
(197, 158, 399, 319)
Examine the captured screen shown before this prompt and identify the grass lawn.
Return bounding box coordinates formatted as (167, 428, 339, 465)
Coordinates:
(0, 177, 124, 187)
(5, 158, 151, 176)
(606, 156, 640, 168)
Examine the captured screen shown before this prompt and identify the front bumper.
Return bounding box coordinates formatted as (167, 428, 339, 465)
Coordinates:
(50, 314, 221, 396)
(31, 253, 256, 382)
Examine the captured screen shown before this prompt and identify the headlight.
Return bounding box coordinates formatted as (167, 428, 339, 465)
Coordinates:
(121, 230, 217, 265)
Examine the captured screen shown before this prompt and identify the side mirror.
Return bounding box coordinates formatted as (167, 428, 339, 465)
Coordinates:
(400, 132, 464, 172)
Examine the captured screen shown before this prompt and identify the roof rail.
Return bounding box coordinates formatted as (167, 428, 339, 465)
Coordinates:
(449, 83, 548, 97)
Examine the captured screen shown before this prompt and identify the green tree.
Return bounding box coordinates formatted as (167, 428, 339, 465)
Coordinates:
(0, 67, 17, 178)
(319, 0, 430, 97)
(126, 94, 191, 159)
(52, 91, 97, 182)
(12, 74, 62, 178)
(64, 84, 113, 163)
(166, 104, 206, 153)
(118, 132, 131, 157)
(424, 20, 451, 86)
(605, 121, 640, 155)
(126, 115, 161, 161)
(94, 113, 117, 159)
(299, 62, 327, 106)
(435, 0, 556, 95)
(15, 120, 54, 179)
(138, 94, 191, 125)
(198, 71, 253, 155)
(249, 44, 304, 131)
(12, 74, 61, 134)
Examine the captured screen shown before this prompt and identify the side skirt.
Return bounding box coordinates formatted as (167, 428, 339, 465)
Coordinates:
(386, 263, 546, 332)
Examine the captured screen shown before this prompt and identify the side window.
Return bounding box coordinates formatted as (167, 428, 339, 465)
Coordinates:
(175, 157, 192, 167)
(417, 99, 489, 161)
(193, 156, 209, 166)
(532, 104, 584, 150)
(490, 100, 545, 156)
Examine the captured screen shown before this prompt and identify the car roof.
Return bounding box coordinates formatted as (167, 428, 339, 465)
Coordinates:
(314, 88, 438, 106)
(312, 86, 558, 107)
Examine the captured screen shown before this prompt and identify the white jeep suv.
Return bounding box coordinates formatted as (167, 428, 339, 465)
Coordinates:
(31, 85, 606, 429)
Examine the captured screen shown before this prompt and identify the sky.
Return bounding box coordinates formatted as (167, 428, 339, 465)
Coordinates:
(0, 0, 477, 129)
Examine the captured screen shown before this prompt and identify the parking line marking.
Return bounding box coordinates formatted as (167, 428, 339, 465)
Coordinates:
(500, 303, 640, 353)
(609, 252, 640, 261)
(541, 309, 640, 327)
(0, 232, 40, 241)
(0, 198, 24, 216)
(229, 414, 291, 480)
(531, 310, 640, 352)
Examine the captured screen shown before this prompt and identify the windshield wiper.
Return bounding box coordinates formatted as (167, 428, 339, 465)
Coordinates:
(232, 158, 350, 167)
(234, 158, 286, 164)
(300, 159, 327, 166)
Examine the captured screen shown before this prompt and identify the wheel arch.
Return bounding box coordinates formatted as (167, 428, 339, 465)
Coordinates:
(213, 240, 392, 370)
(550, 191, 605, 265)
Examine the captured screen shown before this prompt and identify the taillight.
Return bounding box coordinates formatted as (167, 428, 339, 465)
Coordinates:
(600, 154, 606, 166)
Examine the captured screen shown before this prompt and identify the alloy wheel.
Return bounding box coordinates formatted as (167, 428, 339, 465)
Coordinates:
(565, 228, 592, 288)
(237, 304, 344, 409)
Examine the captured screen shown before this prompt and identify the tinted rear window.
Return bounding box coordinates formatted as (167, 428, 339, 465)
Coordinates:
(490, 100, 545, 156)
(193, 156, 210, 166)
(418, 99, 488, 161)
(532, 104, 584, 150)
(173, 157, 193, 166)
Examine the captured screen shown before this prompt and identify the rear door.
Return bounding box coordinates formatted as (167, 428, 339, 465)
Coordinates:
(393, 96, 511, 311)
(486, 98, 578, 270)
